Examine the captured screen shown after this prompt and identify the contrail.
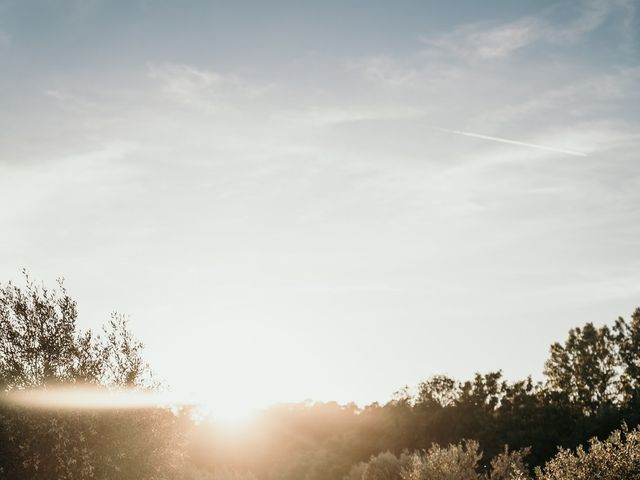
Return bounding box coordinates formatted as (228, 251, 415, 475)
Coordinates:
(437, 127, 587, 157)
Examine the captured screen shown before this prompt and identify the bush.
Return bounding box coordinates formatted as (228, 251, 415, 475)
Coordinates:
(346, 442, 531, 480)
(535, 424, 640, 480)
(401, 441, 482, 480)
(344, 451, 412, 480)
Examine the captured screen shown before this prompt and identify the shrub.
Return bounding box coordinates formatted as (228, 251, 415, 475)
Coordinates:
(535, 424, 640, 480)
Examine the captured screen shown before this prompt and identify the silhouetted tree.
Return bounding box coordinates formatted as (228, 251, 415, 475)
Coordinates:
(613, 308, 640, 404)
(544, 322, 618, 414)
(0, 273, 184, 480)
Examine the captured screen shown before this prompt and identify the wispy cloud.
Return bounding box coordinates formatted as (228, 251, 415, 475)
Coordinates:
(43, 89, 99, 114)
(147, 63, 275, 111)
(422, 17, 541, 59)
(486, 66, 640, 126)
(351, 55, 420, 87)
(421, 0, 633, 59)
(1, 0, 638, 399)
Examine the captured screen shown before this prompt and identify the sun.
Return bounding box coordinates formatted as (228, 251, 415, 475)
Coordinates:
(196, 396, 260, 427)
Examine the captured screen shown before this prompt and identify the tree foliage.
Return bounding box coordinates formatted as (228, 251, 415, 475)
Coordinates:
(613, 308, 640, 402)
(536, 424, 640, 480)
(0, 273, 150, 390)
(344, 442, 531, 480)
(544, 322, 618, 414)
(0, 273, 183, 480)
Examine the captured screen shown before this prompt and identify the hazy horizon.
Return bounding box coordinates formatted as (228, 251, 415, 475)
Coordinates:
(1, 0, 639, 420)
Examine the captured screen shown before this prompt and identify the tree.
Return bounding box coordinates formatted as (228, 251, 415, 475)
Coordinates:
(0, 272, 150, 390)
(416, 375, 459, 409)
(613, 308, 640, 404)
(544, 323, 618, 414)
(0, 273, 183, 480)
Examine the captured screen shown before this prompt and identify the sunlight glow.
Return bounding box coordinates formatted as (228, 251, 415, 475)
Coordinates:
(3, 387, 192, 410)
(199, 396, 260, 427)
(2, 386, 259, 426)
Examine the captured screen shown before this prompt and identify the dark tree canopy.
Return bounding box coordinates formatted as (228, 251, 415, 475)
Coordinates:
(544, 322, 618, 414)
(613, 308, 640, 402)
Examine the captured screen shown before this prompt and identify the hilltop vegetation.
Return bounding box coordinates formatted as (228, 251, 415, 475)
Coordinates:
(1, 274, 640, 479)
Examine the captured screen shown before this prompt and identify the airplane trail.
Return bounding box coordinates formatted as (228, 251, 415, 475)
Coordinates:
(437, 127, 587, 157)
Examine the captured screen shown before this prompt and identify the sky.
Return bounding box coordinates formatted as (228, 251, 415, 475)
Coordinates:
(1, 0, 639, 420)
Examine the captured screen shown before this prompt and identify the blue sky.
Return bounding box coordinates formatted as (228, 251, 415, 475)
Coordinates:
(1, 0, 639, 418)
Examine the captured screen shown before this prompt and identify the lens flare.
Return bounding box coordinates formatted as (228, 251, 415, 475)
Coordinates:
(2, 387, 193, 410)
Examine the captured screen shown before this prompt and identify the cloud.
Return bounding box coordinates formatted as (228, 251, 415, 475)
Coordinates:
(147, 63, 275, 111)
(420, 0, 632, 59)
(423, 17, 542, 59)
(488, 66, 640, 122)
(0, 1, 638, 399)
(43, 89, 99, 114)
(351, 55, 419, 87)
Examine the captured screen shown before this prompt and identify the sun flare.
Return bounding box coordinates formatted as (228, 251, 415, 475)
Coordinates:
(3, 387, 191, 410)
(2, 386, 259, 427)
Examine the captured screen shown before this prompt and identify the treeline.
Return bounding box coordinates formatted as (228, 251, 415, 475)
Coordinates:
(1, 274, 640, 479)
(188, 308, 640, 479)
